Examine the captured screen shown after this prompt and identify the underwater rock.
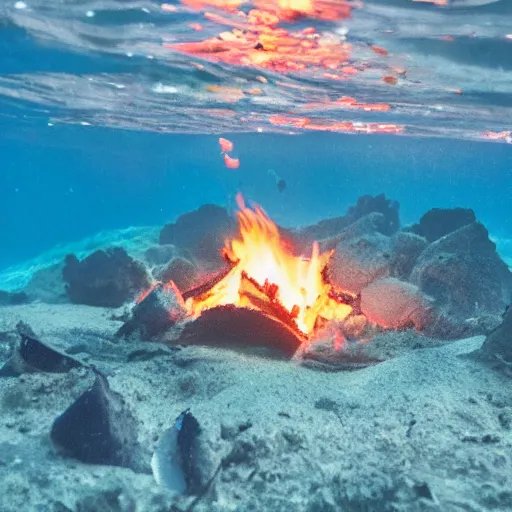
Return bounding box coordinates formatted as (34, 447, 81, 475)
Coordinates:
(153, 257, 198, 292)
(294, 194, 400, 247)
(410, 222, 512, 319)
(177, 305, 304, 359)
(0, 321, 83, 377)
(50, 368, 142, 470)
(300, 337, 384, 372)
(159, 204, 237, 267)
(151, 409, 202, 495)
(327, 232, 392, 295)
(144, 244, 177, 267)
(0, 290, 29, 306)
(360, 277, 434, 330)
(22, 263, 67, 303)
(63, 247, 151, 308)
(411, 207, 476, 243)
(346, 193, 400, 235)
(116, 282, 187, 340)
(478, 306, 512, 363)
(389, 231, 428, 281)
(317, 213, 392, 254)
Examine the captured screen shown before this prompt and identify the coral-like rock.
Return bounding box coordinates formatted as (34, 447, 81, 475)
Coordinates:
(360, 277, 433, 330)
(63, 248, 150, 308)
(410, 222, 512, 319)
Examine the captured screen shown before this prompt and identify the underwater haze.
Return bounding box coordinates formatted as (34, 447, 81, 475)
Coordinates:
(2, 1, 512, 511)
(0, 0, 511, 281)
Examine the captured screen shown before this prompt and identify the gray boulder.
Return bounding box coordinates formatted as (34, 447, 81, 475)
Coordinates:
(327, 231, 392, 295)
(63, 248, 151, 308)
(360, 277, 434, 330)
(389, 232, 428, 281)
(410, 222, 512, 320)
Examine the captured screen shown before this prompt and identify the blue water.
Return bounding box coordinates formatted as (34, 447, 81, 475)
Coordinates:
(1, 126, 511, 271)
(0, 0, 512, 282)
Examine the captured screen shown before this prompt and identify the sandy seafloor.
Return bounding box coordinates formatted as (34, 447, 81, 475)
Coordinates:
(0, 302, 511, 512)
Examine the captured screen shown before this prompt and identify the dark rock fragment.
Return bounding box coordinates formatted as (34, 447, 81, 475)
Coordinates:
(410, 222, 512, 319)
(63, 247, 151, 308)
(152, 409, 202, 495)
(0, 321, 83, 377)
(479, 305, 512, 363)
(116, 283, 187, 340)
(411, 207, 476, 243)
(50, 368, 143, 471)
(159, 204, 237, 267)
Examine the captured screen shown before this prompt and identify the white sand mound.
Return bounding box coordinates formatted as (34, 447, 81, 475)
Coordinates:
(0, 304, 511, 512)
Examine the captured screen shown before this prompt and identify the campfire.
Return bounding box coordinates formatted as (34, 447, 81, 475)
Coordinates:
(184, 193, 352, 338)
(71, 193, 512, 362)
(120, 192, 451, 361)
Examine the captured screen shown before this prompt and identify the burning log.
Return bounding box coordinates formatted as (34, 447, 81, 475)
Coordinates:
(177, 305, 305, 359)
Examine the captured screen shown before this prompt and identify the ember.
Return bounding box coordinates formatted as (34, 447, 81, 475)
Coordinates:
(184, 193, 352, 335)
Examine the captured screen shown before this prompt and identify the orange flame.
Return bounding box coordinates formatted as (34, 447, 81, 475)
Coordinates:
(185, 193, 352, 335)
